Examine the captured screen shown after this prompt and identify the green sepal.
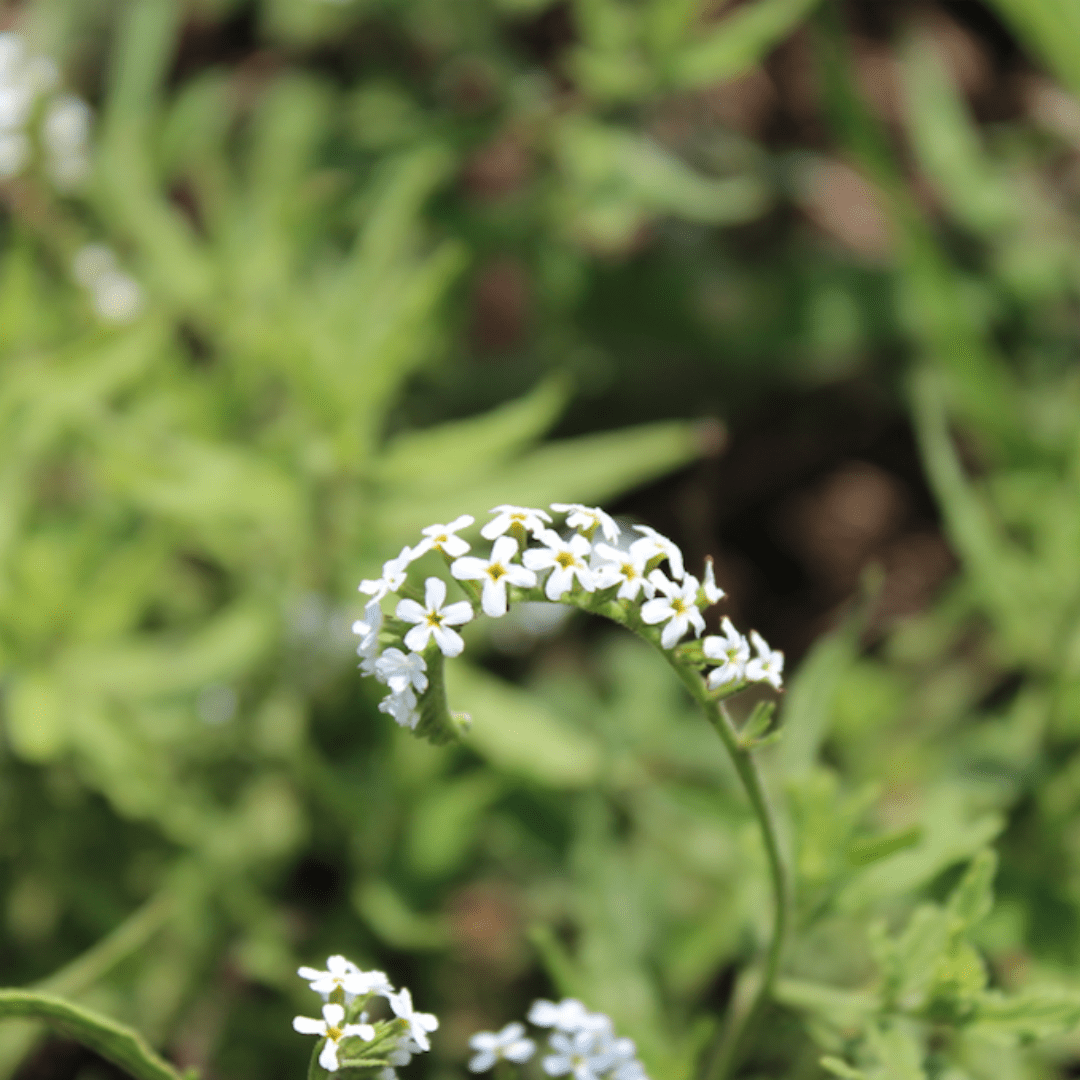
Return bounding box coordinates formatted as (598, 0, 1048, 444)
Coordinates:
(737, 700, 777, 749)
(413, 646, 463, 746)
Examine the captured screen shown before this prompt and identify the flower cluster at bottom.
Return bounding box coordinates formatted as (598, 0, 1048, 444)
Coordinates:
(292, 955, 438, 1075)
(354, 503, 784, 744)
(467, 998, 648, 1080)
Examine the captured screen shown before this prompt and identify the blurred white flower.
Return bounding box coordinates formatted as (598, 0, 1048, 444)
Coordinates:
(480, 504, 552, 541)
(388, 987, 439, 1052)
(468, 1021, 536, 1072)
(414, 515, 474, 558)
(745, 630, 784, 690)
(374, 648, 428, 696)
(631, 525, 685, 580)
(551, 503, 620, 543)
(703, 618, 750, 690)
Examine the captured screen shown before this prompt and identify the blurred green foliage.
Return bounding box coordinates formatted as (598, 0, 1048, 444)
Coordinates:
(4, 0, 1080, 1079)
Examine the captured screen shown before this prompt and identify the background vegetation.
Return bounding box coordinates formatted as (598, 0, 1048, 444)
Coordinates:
(3, 0, 1080, 1078)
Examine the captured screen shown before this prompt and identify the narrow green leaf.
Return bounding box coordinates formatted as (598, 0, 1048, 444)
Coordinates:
(446, 663, 604, 788)
(0, 990, 181, 1080)
(984, 0, 1080, 99)
(672, 0, 822, 88)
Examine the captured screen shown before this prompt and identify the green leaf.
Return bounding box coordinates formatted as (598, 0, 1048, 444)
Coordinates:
(378, 419, 707, 549)
(406, 772, 504, 879)
(374, 376, 569, 492)
(0, 990, 182, 1080)
(946, 850, 997, 936)
(984, 0, 1080, 99)
(447, 663, 604, 788)
(4, 672, 70, 762)
(848, 826, 923, 868)
(352, 881, 450, 951)
(672, 0, 822, 88)
(820, 1057, 870, 1080)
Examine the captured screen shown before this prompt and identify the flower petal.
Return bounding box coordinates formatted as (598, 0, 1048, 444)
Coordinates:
(293, 1016, 326, 1035)
(424, 577, 447, 610)
(481, 579, 507, 618)
(319, 1039, 341, 1072)
(440, 601, 474, 626)
(451, 557, 487, 581)
(432, 623, 465, 657)
(395, 598, 426, 624)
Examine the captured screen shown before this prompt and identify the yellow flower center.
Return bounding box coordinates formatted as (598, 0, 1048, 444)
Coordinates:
(327, 1026, 342, 1041)
(621, 563, 636, 578)
(555, 552, 577, 570)
(671, 598, 687, 615)
(488, 563, 507, 582)
(425, 612, 443, 627)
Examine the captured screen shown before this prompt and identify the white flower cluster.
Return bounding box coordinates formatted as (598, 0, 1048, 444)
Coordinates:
(293, 955, 438, 1075)
(71, 244, 144, 323)
(467, 998, 647, 1080)
(0, 32, 92, 189)
(355, 504, 783, 731)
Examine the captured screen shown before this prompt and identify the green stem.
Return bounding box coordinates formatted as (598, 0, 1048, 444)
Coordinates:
(0, 990, 184, 1080)
(664, 661, 789, 1080)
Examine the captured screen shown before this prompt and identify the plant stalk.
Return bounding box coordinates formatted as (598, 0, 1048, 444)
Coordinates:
(666, 662, 789, 1080)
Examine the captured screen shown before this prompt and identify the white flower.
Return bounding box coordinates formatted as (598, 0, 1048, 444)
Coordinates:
(451, 536, 537, 618)
(297, 956, 393, 1003)
(360, 546, 416, 601)
(614, 1061, 648, 1080)
(640, 572, 705, 649)
(396, 578, 474, 657)
(388, 987, 439, 1052)
(293, 1003, 375, 1073)
(379, 687, 420, 729)
(389, 1035, 423, 1067)
(631, 525, 684, 580)
(745, 630, 784, 690)
(701, 556, 725, 606)
(551, 503, 620, 543)
(592, 542, 655, 602)
(703, 618, 750, 690)
(480, 505, 552, 541)
(468, 1021, 536, 1072)
(352, 600, 384, 677)
(375, 649, 428, 696)
(414, 515, 475, 559)
(528, 999, 591, 1031)
(523, 530, 596, 601)
(542, 1030, 616, 1080)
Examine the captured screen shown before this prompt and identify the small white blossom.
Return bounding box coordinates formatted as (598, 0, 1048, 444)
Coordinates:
(352, 600, 384, 677)
(701, 556, 725, 606)
(414, 515, 474, 559)
(452, 536, 537, 618)
(396, 578, 474, 657)
(631, 525, 685, 580)
(528, 999, 592, 1031)
(389, 1035, 423, 1067)
(523, 530, 596, 601)
(375, 648, 428, 696)
(293, 1003, 375, 1073)
(480, 505, 552, 541)
(592, 542, 655, 602)
(388, 988, 439, 1052)
(640, 572, 705, 649)
(379, 687, 419, 729)
(745, 630, 784, 690)
(298, 956, 393, 1003)
(551, 503, 620, 543)
(468, 1021, 536, 1072)
(542, 1030, 616, 1080)
(703, 618, 750, 690)
(360, 547, 416, 601)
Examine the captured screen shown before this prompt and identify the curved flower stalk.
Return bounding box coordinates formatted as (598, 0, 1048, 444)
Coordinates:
(293, 956, 437, 1076)
(353, 504, 788, 1079)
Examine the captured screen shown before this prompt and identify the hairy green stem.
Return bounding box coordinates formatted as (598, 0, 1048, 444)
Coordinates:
(0, 990, 184, 1080)
(665, 662, 789, 1080)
